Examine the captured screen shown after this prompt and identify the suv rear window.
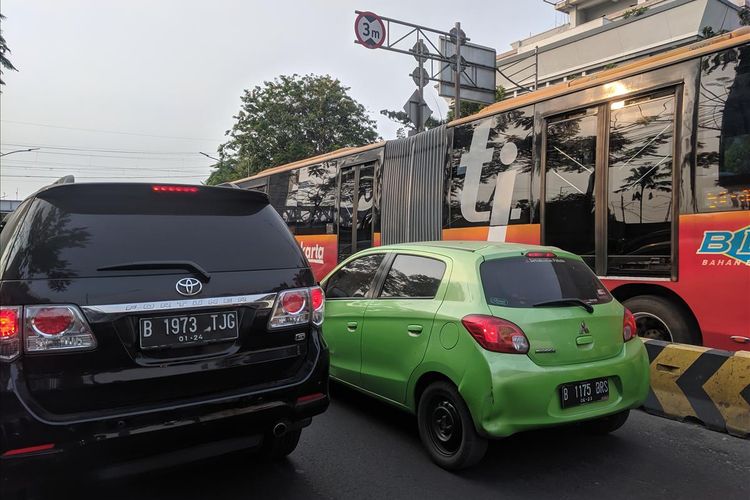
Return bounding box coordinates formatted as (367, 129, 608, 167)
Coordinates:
(1, 184, 305, 280)
(480, 256, 612, 308)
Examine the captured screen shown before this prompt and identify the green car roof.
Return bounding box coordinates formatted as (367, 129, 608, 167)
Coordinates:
(371, 241, 577, 261)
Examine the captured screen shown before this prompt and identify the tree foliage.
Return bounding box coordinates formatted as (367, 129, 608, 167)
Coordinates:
(0, 13, 18, 86)
(740, 6, 750, 26)
(206, 74, 378, 185)
(380, 86, 505, 138)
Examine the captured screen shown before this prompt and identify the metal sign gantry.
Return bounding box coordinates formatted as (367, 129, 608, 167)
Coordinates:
(354, 11, 496, 131)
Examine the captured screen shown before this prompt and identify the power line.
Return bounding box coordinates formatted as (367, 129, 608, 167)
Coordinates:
(0, 149, 214, 161)
(1, 163, 213, 173)
(1, 120, 222, 142)
(2, 159, 213, 170)
(1, 142, 204, 155)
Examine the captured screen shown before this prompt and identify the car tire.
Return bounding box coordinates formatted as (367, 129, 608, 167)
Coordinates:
(622, 295, 699, 344)
(583, 410, 630, 435)
(260, 428, 302, 459)
(417, 381, 487, 470)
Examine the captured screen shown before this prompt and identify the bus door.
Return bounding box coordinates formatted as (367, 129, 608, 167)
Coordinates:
(542, 90, 677, 277)
(337, 163, 374, 262)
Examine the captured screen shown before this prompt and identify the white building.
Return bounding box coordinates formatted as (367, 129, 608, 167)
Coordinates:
(496, 0, 748, 97)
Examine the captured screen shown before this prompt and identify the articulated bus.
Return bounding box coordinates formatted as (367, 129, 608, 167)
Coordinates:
(232, 28, 750, 351)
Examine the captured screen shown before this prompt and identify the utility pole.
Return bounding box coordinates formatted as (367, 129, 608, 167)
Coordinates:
(454, 22, 462, 119)
(417, 38, 425, 132)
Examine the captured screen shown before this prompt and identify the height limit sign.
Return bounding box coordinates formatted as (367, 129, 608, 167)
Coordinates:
(355, 11, 386, 49)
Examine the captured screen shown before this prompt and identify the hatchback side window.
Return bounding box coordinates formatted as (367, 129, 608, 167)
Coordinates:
(380, 255, 446, 299)
(325, 254, 384, 299)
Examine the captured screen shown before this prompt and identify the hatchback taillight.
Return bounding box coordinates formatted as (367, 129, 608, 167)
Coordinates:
(268, 287, 325, 329)
(623, 308, 637, 342)
(0, 306, 22, 361)
(25, 305, 97, 353)
(461, 314, 530, 354)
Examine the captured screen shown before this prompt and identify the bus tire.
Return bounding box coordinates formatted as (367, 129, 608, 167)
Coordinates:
(622, 295, 698, 345)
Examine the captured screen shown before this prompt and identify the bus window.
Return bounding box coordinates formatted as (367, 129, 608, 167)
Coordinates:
(356, 164, 374, 252)
(696, 44, 750, 212)
(544, 108, 598, 269)
(268, 170, 299, 233)
(296, 162, 337, 235)
(446, 107, 533, 232)
(607, 92, 675, 276)
(338, 167, 355, 261)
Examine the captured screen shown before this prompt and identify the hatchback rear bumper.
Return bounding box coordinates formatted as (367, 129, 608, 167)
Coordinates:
(469, 339, 649, 437)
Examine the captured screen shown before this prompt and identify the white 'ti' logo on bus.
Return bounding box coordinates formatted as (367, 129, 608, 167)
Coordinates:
(459, 120, 519, 232)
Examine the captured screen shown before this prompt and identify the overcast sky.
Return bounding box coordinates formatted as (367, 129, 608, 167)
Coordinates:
(0, 0, 564, 199)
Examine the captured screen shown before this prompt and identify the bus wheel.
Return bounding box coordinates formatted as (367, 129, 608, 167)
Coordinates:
(622, 295, 698, 345)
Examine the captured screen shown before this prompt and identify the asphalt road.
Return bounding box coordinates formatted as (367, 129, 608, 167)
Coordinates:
(90, 384, 747, 500)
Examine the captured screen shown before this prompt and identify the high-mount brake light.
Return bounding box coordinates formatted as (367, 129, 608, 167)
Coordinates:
(0, 306, 22, 361)
(462, 314, 530, 354)
(152, 185, 199, 193)
(25, 305, 97, 353)
(623, 308, 638, 342)
(526, 251, 558, 258)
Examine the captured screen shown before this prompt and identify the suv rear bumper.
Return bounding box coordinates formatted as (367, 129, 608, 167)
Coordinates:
(0, 345, 329, 493)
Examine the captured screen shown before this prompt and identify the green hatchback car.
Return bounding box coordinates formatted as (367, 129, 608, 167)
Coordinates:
(321, 242, 650, 470)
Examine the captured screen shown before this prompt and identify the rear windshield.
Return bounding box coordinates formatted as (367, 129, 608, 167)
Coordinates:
(480, 256, 612, 308)
(1, 184, 306, 280)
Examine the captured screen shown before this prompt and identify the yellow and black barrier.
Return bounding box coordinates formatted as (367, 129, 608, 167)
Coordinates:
(642, 339, 749, 438)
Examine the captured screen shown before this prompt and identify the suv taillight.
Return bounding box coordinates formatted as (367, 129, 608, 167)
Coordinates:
(461, 314, 530, 354)
(0, 305, 97, 361)
(623, 308, 637, 342)
(268, 287, 325, 329)
(0, 306, 22, 361)
(310, 286, 325, 326)
(25, 305, 97, 353)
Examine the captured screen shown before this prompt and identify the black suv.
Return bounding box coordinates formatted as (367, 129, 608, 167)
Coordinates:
(0, 181, 329, 493)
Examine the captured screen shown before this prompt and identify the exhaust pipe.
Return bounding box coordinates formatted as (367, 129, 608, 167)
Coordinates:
(272, 421, 289, 437)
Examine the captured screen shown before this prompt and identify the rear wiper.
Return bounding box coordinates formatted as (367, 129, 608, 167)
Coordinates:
(97, 260, 211, 281)
(532, 298, 594, 314)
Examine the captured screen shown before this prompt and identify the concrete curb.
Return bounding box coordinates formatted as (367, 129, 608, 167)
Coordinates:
(642, 339, 749, 438)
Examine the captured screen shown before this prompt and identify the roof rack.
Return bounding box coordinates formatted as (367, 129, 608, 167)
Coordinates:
(51, 175, 75, 185)
(217, 182, 241, 189)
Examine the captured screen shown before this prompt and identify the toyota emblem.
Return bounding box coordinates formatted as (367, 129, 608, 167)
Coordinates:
(175, 277, 203, 296)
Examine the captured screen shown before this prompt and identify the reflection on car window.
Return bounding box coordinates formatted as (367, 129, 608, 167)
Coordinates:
(380, 255, 445, 299)
(480, 256, 612, 308)
(326, 254, 384, 299)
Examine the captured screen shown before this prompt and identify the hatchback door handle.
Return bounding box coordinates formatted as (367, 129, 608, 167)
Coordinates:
(407, 325, 423, 336)
(346, 321, 358, 332)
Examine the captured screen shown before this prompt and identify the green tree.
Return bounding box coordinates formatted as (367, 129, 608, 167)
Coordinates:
(207, 74, 378, 184)
(446, 86, 505, 122)
(0, 13, 18, 86)
(739, 5, 750, 26)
